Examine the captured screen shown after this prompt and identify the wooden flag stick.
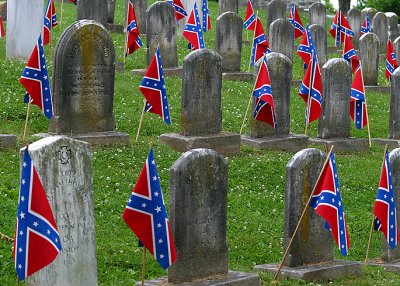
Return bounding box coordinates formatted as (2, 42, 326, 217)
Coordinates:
(141, 247, 146, 286)
(273, 145, 334, 281)
(123, 2, 130, 67)
(0, 231, 13, 242)
(135, 99, 147, 142)
(22, 102, 31, 144)
(50, 0, 53, 65)
(60, 0, 64, 30)
(16, 275, 19, 286)
(365, 144, 388, 264)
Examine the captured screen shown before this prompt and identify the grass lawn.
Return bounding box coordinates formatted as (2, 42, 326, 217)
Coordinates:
(0, 1, 399, 285)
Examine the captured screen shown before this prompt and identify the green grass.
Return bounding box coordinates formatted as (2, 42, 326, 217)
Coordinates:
(0, 2, 399, 285)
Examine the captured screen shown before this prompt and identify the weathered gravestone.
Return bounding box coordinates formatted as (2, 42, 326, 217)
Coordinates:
(48, 20, 130, 145)
(359, 32, 380, 86)
(215, 12, 243, 72)
(338, 0, 350, 14)
(160, 49, 241, 155)
(310, 59, 369, 151)
(77, 0, 107, 27)
(309, 2, 326, 28)
(241, 53, 308, 151)
(347, 8, 361, 49)
(389, 68, 400, 140)
(386, 12, 399, 42)
(24, 136, 98, 286)
(268, 19, 294, 62)
(372, 12, 388, 54)
(266, 0, 286, 35)
(309, 24, 327, 66)
(106, 0, 116, 24)
(6, 0, 43, 59)
(0, 134, 16, 148)
(254, 148, 362, 281)
(219, 0, 238, 14)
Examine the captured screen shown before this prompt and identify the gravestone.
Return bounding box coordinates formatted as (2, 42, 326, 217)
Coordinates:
(268, 19, 294, 62)
(389, 68, 400, 139)
(266, 0, 286, 35)
(77, 0, 107, 27)
(160, 49, 241, 155)
(25, 136, 98, 286)
(48, 20, 129, 145)
(241, 53, 308, 151)
(395, 37, 400, 66)
(219, 0, 238, 14)
(359, 33, 380, 86)
(386, 12, 399, 42)
(215, 12, 243, 72)
(255, 148, 362, 281)
(309, 2, 326, 28)
(372, 12, 388, 54)
(106, 0, 116, 24)
(253, 0, 268, 8)
(310, 59, 368, 151)
(309, 24, 327, 66)
(146, 2, 177, 68)
(361, 7, 377, 25)
(0, 134, 16, 148)
(6, 0, 44, 59)
(338, 0, 350, 14)
(347, 8, 361, 49)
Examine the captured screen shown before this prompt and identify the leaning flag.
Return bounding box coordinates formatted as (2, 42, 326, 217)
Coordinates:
(309, 151, 350, 256)
(122, 148, 177, 269)
(252, 56, 277, 129)
(43, 0, 58, 46)
(0, 16, 5, 38)
(297, 25, 315, 68)
(350, 66, 368, 129)
(373, 149, 399, 249)
(202, 0, 211, 32)
(166, 0, 187, 21)
(19, 36, 53, 119)
(329, 10, 354, 47)
(289, 3, 304, 39)
(299, 54, 322, 124)
(343, 34, 360, 74)
(243, 0, 256, 31)
(360, 14, 371, 35)
(386, 39, 398, 81)
(125, 0, 142, 56)
(183, 3, 205, 50)
(14, 148, 62, 280)
(250, 16, 270, 67)
(139, 48, 170, 125)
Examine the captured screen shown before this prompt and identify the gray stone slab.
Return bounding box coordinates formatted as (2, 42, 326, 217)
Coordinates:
(309, 2, 326, 28)
(386, 12, 399, 42)
(347, 8, 361, 49)
(266, 0, 286, 35)
(0, 134, 16, 148)
(131, 67, 183, 77)
(222, 72, 252, 82)
(77, 0, 107, 27)
(365, 85, 390, 94)
(309, 137, 369, 152)
(369, 261, 400, 273)
(310, 24, 327, 66)
(107, 23, 124, 34)
(159, 132, 241, 156)
(219, 0, 238, 15)
(254, 260, 362, 282)
(216, 12, 243, 72)
(24, 136, 98, 286)
(372, 12, 388, 54)
(389, 68, 400, 139)
(268, 19, 294, 62)
(106, 0, 116, 24)
(131, 0, 147, 34)
(373, 138, 400, 148)
(146, 2, 177, 68)
(35, 132, 130, 146)
(139, 271, 259, 285)
(327, 46, 342, 53)
(359, 33, 380, 86)
(241, 133, 308, 151)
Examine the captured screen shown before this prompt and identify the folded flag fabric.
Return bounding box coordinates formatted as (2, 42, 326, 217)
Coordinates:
(0, 15, 5, 38)
(350, 66, 368, 129)
(202, 0, 211, 32)
(125, 0, 142, 56)
(166, 0, 187, 22)
(343, 34, 360, 74)
(43, 0, 58, 45)
(386, 39, 398, 81)
(243, 0, 256, 31)
(183, 3, 205, 50)
(360, 14, 371, 35)
(289, 3, 304, 39)
(329, 10, 354, 47)
(250, 16, 270, 67)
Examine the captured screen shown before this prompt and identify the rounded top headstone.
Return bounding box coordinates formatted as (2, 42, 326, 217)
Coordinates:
(393, 66, 400, 77)
(184, 48, 223, 65)
(322, 58, 351, 71)
(359, 31, 380, 44)
(287, 148, 327, 169)
(171, 148, 226, 171)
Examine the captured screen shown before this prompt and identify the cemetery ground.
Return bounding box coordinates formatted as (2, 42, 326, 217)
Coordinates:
(0, 1, 399, 285)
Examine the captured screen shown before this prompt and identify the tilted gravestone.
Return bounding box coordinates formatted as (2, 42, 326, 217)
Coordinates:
(347, 8, 361, 49)
(215, 12, 243, 72)
(372, 12, 388, 54)
(160, 49, 241, 155)
(309, 24, 327, 67)
(309, 2, 326, 28)
(386, 12, 399, 42)
(389, 68, 400, 139)
(219, 0, 238, 14)
(146, 2, 178, 68)
(49, 20, 129, 145)
(6, 0, 44, 59)
(268, 19, 294, 62)
(77, 0, 107, 27)
(241, 53, 308, 151)
(266, 0, 286, 35)
(25, 136, 98, 286)
(359, 33, 380, 86)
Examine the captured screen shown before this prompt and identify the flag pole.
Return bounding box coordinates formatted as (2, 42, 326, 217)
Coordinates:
(50, 0, 53, 65)
(365, 144, 388, 264)
(22, 102, 31, 144)
(60, 0, 64, 30)
(0, 231, 13, 241)
(247, 12, 258, 73)
(16, 275, 19, 286)
(141, 247, 146, 286)
(123, 1, 130, 67)
(273, 145, 334, 281)
(135, 99, 147, 142)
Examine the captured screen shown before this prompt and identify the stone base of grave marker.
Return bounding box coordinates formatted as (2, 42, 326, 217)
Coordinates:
(327, 46, 342, 53)
(107, 23, 124, 34)
(309, 138, 369, 152)
(255, 260, 362, 282)
(368, 261, 400, 274)
(137, 271, 260, 286)
(0, 134, 16, 148)
(373, 138, 400, 147)
(131, 67, 183, 77)
(222, 72, 252, 82)
(365, 85, 391, 94)
(159, 132, 241, 156)
(241, 134, 309, 152)
(35, 131, 130, 146)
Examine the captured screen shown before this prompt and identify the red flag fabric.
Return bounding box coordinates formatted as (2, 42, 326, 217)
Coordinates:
(329, 10, 354, 47)
(183, 3, 205, 50)
(125, 0, 142, 56)
(243, 0, 256, 31)
(43, 0, 58, 45)
(250, 16, 270, 67)
(350, 66, 368, 129)
(289, 3, 304, 39)
(343, 34, 360, 74)
(386, 39, 398, 81)
(0, 15, 5, 38)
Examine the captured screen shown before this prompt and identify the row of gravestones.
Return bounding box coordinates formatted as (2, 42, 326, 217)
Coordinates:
(21, 135, 400, 284)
